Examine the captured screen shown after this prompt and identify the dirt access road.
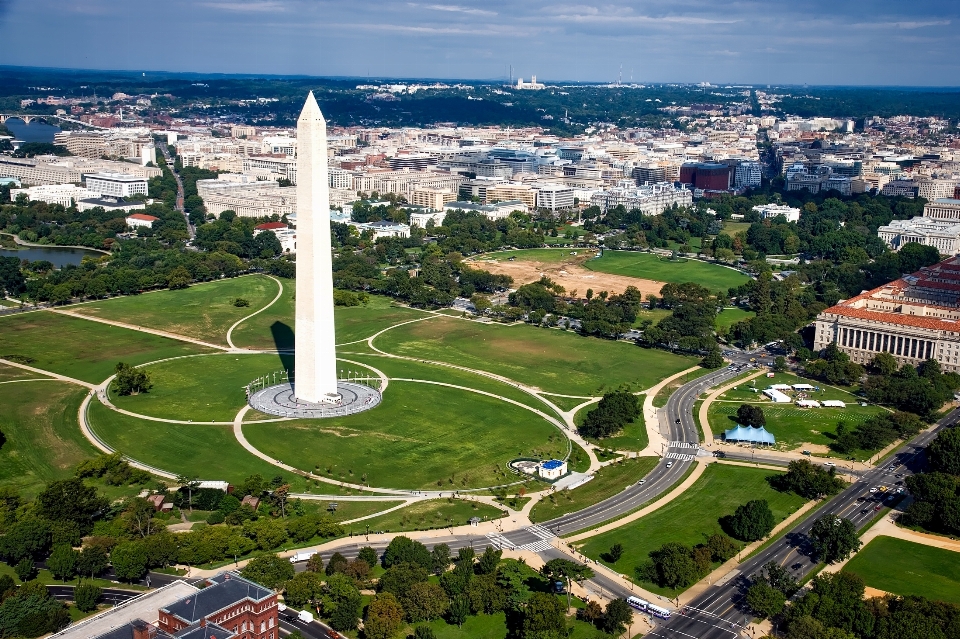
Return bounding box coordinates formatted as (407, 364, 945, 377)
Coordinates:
(468, 251, 665, 297)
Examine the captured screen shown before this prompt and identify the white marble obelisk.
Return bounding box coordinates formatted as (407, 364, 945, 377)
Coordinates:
(294, 91, 339, 404)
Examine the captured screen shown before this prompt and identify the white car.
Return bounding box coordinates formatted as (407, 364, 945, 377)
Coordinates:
(869, 487, 878, 493)
(666, 462, 673, 468)
(824, 462, 836, 467)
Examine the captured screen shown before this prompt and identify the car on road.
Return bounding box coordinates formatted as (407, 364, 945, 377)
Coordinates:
(666, 461, 673, 468)
(874, 504, 882, 511)
(869, 487, 878, 493)
(824, 462, 836, 467)
(802, 450, 812, 456)
(637, 479, 646, 485)
(675, 418, 681, 424)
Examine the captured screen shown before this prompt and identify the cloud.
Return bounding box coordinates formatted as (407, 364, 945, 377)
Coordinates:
(407, 3, 497, 16)
(851, 19, 950, 29)
(199, 1, 287, 12)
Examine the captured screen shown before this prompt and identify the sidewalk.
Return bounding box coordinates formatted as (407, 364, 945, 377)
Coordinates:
(698, 370, 765, 446)
(641, 365, 702, 456)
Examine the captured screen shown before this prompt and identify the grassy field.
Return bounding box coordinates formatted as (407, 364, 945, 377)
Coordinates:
(715, 307, 755, 329)
(244, 380, 562, 490)
(0, 311, 209, 384)
(578, 464, 808, 596)
(721, 222, 752, 237)
(538, 394, 596, 413)
(87, 400, 305, 488)
(113, 352, 287, 422)
(339, 352, 550, 414)
(476, 248, 597, 264)
(373, 315, 697, 396)
(652, 367, 712, 408)
(584, 251, 750, 293)
(229, 280, 429, 350)
(707, 372, 887, 454)
(0, 363, 44, 382)
(633, 307, 672, 327)
(69, 275, 279, 345)
(575, 401, 649, 452)
(347, 498, 504, 534)
(530, 457, 659, 523)
(0, 381, 98, 499)
(843, 536, 960, 605)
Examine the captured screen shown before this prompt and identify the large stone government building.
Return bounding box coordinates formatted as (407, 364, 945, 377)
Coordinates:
(814, 255, 960, 372)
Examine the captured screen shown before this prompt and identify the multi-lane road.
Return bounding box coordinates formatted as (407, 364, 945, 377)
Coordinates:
(650, 406, 959, 638)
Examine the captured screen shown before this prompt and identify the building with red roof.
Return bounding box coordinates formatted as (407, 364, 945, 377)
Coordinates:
(814, 255, 960, 372)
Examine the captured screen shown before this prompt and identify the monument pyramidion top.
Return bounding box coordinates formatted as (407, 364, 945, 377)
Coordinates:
(298, 90, 326, 123)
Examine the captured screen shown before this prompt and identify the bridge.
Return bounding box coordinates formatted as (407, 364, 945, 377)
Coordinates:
(0, 113, 111, 130)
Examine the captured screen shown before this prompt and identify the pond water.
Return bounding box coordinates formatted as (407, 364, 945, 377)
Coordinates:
(4, 118, 62, 144)
(0, 245, 105, 268)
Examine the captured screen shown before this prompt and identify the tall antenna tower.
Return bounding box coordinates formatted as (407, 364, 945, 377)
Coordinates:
(509, 64, 513, 86)
(618, 64, 622, 87)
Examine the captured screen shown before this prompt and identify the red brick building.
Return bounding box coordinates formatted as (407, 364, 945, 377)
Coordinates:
(159, 573, 278, 639)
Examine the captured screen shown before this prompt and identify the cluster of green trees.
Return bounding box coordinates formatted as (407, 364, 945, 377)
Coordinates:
(587, 203, 716, 251)
(749, 569, 960, 639)
(635, 533, 740, 589)
(832, 412, 923, 455)
(507, 278, 644, 339)
(770, 460, 846, 499)
(239, 536, 624, 639)
(902, 428, 960, 536)
(864, 355, 960, 419)
(0, 578, 71, 637)
(640, 281, 720, 354)
(578, 390, 640, 439)
(113, 362, 153, 395)
(193, 211, 286, 259)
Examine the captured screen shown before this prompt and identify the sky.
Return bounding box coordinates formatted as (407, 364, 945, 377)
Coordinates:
(0, 0, 958, 85)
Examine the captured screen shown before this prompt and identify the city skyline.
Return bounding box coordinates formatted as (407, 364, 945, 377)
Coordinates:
(0, 0, 958, 86)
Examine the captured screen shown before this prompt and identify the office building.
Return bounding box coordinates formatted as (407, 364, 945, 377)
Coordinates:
(590, 182, 692, 215)
(814, 256, 960, 373)
(734, 161, 762, 189)
(10, 184, 97, 207)
(85, 173, 149, 198)
(680, 162, 732, 191)
(877, 217, 960, 254)
(485, 183, 537, 210)
(443, 200, 528, 220)
(753, 203, 800, 222)
(409, 188, 456, 210)
(534, 183, 575, 211)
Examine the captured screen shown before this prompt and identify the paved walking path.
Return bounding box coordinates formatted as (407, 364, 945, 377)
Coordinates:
(49, 308, 231, 352)
(225, 275, 284, 349)
(642, 365, 704, 455)
(697, 370, 765, 446)
(0, 358, 96, 389)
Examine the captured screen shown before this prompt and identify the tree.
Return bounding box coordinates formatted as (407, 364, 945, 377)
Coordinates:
(0, 518, 51, 564)
(758, 561, 799, 598)
(47, 545, 78, 581)
(540, 558, 594, 610)
(601, 598, 634, 634)
(522, 592, 567, 639)
(284, 571, 323, 609)
(14, 559, 36, 582)
(77, 545, 109, 579)
(726, 500, 776, 542)
(364, 592, 405, 639)
(773, 356, 787, 372)
(382, 536, 431, 570)
(810, 514, 861, 564)
(579, 390, 641, 439)
(402, 582, 449, 623)
(645, 542, 700, 589)
(701, 348, 725, 369)
(447, 595, 470, 627)
(869, 352, 899, 376)
(430, 543, 451, 575)
(176, 475, 200, 513)
(325, 551, 349, 576)
(111, 541, 148, 582)
(166, 266, 192, 289)
(323, 574, 362, 632)
(746, 579, 786, 620)
(736, 403, 766, 427)
(379, 562, 429, 597)
(113, 362, 153, 395)
(35, 478, 107, 534)
(772, 460, 845, 499)
(358, 546, 379, 569)
(240, 553, 294, 590)
(73, 584, 101, 613)
(604, 543, 624, 563)
(475, 546, 502, 575)
(929, 428, 960, 476)
(413, 625, 436, 639)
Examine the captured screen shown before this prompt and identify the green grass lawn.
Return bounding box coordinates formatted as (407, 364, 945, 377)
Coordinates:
(373, 315, 697, 396)
(0, 311, 210, 384)
(0, 380, 99, 499)
(843, 536, 960, 605)
(530, 457, 659, 524)
(721, 222, 752, 237)
(87, 400, 305, 488)
(652, 367, 713, 408)
(578, 464, 808, 597)
(243, 380, 562, 490)
(300, 499, 405, 523)
(0, 363, 44, 382)
(584, 251, 750, 293)
(229, 280, 430, 350)
(707, 372, 886, 455)
(715, 307, 755, 329)
(538, 394, 596, 413)
(69, 275, 279, 345)
(346, 498, 504, 534)
(633, 307, 672, 327)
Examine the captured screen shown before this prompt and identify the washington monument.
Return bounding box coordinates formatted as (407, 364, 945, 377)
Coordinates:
(294, 91, 339, 404)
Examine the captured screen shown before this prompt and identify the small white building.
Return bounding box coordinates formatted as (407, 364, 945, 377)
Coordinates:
(126, 213, 159, 228)
(753, 203, 801, 223)
(409, 210, 447, 228)
(353, 220, 411, 239)
(10, 184, 97, 207)
(85, 172, 149, 198)
(822, 400, 846, 408)
(538, 459, 568, 480)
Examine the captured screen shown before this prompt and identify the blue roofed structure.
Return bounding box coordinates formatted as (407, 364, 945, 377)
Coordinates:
(723, 425, 776, 445)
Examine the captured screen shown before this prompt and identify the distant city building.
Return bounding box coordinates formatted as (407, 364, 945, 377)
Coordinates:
(734, 161, 763, 189)
(126, 213, 160, 228)
(680, 162, 732, 192)
(78, 197, 146, 214)
(878, 198, 960, 254)
(485, 183, 537, 210)
(516, 75, 545, 90)
(85, 173, 149, 198)
(409, 188, 456, 210)
(534, 183, 575, 211)
(352, 219, 410, 239)
(881, 179, 918, 198)
(10, 184, 97, 207)
(814, 256, 960, 373)
(254, 221, 296, 253)
(443, 200, 528, 220)
(785, 166, 852, 196)
(753, 203, 801, 222)
(409, 209, 447, 228)
(590, 182, 692, 215)
(0, 155, 160, 186)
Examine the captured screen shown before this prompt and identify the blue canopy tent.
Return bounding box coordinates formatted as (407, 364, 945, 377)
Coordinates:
(723, 425, 775, 445)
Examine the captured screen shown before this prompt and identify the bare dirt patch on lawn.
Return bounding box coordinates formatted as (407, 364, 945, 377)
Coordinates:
(469, 254, 665, 297)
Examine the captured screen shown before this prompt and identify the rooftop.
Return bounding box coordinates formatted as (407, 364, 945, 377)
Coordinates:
(542, 459, 565, 470)
(52, 581, 198, 639)
(162, 573, 271, 625)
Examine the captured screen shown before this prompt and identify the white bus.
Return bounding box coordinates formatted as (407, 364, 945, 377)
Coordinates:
(648, 604, 671, 619)
(627, 596, 649, 612)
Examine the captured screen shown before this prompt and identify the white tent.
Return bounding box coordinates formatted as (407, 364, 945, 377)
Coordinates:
(822, 400, 846, 407)
(763, 388, 791, 403)
(770, 384, 792, 391)
(796, 399, 821, 408)
(793, 384, 815, 391)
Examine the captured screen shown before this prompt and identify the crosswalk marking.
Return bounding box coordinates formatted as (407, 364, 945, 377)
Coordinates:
(485, 533, 516, 550)
(522, 540, 554, 552)
(668, 441, 699, 449)
(526, 525, 555, 540)
(666, 452, 697, 461)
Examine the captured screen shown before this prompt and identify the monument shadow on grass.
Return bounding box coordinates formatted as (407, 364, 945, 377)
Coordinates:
(271, 321, 295, 372)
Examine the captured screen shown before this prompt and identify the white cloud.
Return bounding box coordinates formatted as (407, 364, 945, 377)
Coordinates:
(199, 1, 287, 12)
(851, 19, 950, 29)
(406, 3, 497, 16)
